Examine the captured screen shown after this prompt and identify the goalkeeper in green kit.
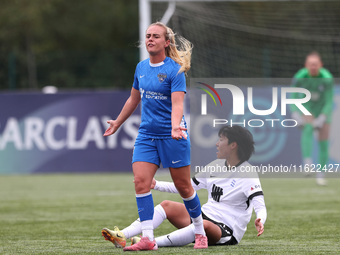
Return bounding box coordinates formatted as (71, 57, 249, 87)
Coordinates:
(291, 52, 334, 186)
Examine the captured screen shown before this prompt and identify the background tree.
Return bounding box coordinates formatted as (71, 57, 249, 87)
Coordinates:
(0, 0, 138, 90)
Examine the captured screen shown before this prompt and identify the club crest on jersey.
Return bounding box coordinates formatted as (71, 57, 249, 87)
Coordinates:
(318, 85, 325, 91)
(157, 73, 167, 83)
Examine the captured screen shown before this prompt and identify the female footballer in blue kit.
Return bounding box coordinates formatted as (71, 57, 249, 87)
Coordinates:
(102, 22, 207, 251)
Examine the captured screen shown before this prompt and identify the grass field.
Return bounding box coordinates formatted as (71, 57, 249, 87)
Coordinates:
(1, 173, 340, 255)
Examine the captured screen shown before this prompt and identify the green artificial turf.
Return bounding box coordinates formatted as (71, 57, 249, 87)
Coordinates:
(0, 173, 339, 254)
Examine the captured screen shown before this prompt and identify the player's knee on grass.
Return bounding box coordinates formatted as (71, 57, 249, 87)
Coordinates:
(160, 200, 172, 214)
(160, 200, 184, 218)
(160, 200, 191, 228)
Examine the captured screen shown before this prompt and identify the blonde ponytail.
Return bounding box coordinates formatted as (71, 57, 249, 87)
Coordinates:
(149, 22, 193, 74)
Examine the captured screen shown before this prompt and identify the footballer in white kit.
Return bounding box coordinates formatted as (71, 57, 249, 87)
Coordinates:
(102, 125, 267, 247)
(188, 159, 266, 244)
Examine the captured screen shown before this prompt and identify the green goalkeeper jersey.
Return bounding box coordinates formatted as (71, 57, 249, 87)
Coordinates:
(291, 67, 334, 121)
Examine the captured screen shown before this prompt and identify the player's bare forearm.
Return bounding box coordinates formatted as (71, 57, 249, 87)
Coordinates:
(171, 104, 183, 127)
(116, 88, 141, 126)
(171, 92, 184, 126)
(104, 88, 140, 136)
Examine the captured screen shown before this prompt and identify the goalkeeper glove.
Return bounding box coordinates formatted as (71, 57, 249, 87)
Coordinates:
(291, 112, 304, 126)
(313, 114, 326, 129)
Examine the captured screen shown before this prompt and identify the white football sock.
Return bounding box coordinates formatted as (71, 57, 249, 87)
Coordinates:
(191, 214, 205, 236)
(121, 218, 141, 239)
(122, 204, 167, 238)
(155, 224, 195, 247)
(141, 220, 154, 241)
(316, 171, 325, 179)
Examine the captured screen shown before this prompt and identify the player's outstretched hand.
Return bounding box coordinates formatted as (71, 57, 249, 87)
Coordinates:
(171, 126, 187, 140)
(150, 178, 156, 189)
(103, 120, 120, 136)
(255, 218, 264, 236)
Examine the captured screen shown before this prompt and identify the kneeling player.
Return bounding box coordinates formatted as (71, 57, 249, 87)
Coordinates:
(102, 125, 267, 248)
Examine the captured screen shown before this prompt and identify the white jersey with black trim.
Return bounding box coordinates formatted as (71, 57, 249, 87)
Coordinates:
(192, 159, 264, 243)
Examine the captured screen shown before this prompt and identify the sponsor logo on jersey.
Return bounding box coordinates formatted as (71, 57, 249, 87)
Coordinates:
(211, 184, 223, 202)
(157, 73, 167, 83)
(251, 185, 261, 191)
(139, 88, 145, 98)
(143, 90, 168, 100)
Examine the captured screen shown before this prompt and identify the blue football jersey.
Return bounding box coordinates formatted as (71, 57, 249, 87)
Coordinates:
(132, 57, 187, 138)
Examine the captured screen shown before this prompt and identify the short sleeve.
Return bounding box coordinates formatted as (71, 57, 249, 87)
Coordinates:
(191, 167, 210, 190)
(170, 69, 186, 93)
(192, 175, 207, 190)
(132, 67, 139, 90)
